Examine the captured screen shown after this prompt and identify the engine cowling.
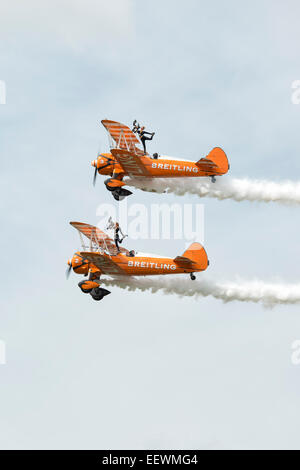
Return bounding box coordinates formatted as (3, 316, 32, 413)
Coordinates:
(68, 252, 90, 275)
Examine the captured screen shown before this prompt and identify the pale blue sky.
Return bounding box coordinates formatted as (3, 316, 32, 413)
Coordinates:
(1, 0, 300, 449)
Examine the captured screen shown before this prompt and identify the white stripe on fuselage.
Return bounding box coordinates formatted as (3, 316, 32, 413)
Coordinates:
(156, 155, 195, 163)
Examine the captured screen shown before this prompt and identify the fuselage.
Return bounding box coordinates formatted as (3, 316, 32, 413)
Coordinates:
(70, 251, 207, 277)
(93, 153, 224, 178)
(95, 253, 196, 276)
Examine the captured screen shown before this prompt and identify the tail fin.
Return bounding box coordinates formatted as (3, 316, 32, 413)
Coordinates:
(196, 147, 229, 175)
(174, 242, 209, 271)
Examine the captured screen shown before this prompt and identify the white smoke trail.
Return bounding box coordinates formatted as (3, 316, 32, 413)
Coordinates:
(126, 176, 300, 205)
(101, 276, 300, 307)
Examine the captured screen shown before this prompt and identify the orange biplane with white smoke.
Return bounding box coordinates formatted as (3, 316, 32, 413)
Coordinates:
(66, 222, 209, 301)
(92, 119, 230, 200)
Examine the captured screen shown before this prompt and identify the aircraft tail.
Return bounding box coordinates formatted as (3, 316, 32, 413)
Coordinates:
(196, 147, 229, 175)
(174, 242, 209, 271)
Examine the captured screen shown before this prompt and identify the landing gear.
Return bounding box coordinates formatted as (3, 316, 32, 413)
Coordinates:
(211, 176, 216, 183)
(90, 287, 111, 301)
(190, 273, 196, 281)
(78, 279, 111, 301)
(104, 178, 133, 201)
(78, 280, 96, 293)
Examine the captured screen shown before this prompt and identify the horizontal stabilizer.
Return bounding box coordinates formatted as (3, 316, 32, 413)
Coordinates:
(173, 255, 196, 266)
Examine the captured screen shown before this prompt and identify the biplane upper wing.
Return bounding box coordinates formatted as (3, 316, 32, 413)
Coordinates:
(101, 120, 144, 155)
(79, 251, 127, 275)
(70, 221, 129, 256)
(110, 148, 151, 177)
(102, 120, 150, 176)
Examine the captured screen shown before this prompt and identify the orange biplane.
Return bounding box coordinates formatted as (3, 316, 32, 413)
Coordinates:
(66, 222, 209, 301)
(92, 119, 230, 200)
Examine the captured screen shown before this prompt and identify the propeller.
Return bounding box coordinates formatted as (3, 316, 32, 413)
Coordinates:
(66, 259, 72, 279)
(93, 162, 98, 186)
(93, 141, 103, 187)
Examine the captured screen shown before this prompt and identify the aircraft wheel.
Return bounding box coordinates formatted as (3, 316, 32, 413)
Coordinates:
(211, 176, 216, 183)
(90, 287, 111, 301)
(112, 188, 133, 201)
(112, 190, 121, 201)
(190, 273, 196, 281)
(91, 294, 102, 301)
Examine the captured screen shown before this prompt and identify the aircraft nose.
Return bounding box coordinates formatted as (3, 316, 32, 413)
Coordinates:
(92, 157, 101, 168)
(66, 258, 72, 279)
(68, 255, 79, 269)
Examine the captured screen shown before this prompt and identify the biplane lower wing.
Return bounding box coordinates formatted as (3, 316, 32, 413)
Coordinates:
(110, 149, 151, 177)
(196, 147, 229, 175)
(80, 252, 127, 276)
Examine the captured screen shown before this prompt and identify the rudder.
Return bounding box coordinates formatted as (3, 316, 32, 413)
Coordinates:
(196, 147, 229, 175)
(182, 242, 209, 271)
